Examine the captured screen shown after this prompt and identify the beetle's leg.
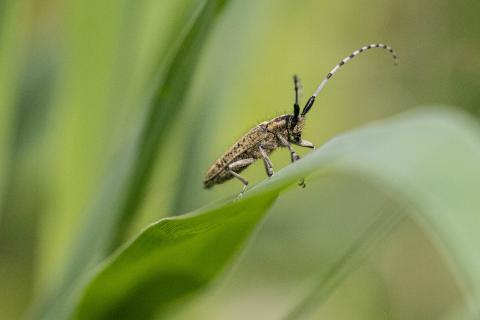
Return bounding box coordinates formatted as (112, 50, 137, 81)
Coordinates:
(260, 148, 274, 177)
(228, 158, 254, 198)
(259, 145, 274, 177)
(277, 133, 306, 188)
(229, 158, 255, 170)
(276, 133, 300, 162)
(294, 139, 315, 149)
(230, 171, 248, 198)
(293, 140, 313, 187)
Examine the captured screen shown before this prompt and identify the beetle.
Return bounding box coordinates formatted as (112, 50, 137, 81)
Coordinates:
(203, 43, 398, 197)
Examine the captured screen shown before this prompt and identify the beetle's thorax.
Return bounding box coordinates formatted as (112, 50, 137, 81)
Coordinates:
(265, 114, 305, 143)
(263, 114, 286, 136)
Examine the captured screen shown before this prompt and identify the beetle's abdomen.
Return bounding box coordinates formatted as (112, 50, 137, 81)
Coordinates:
(203, 152, 255, 188)
(203, 159, 230, 188)
(203, 168, 233, 188)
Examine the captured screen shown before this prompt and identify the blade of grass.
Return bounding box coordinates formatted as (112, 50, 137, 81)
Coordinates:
(73, 107, 480, 318)
(111, 0, 233, 248)
(0, 0, 30, 223)
(33, 0, 233, 319)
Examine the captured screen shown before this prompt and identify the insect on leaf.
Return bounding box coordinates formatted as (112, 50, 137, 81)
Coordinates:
(74, 107, 480, 319)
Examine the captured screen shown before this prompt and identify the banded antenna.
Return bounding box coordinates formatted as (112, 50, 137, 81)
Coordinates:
(293, 74, 301, 118)
(302, 43, 398, 116)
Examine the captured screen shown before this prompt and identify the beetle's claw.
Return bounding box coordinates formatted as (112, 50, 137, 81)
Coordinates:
(234, 193, 243, 202)
(299, 179, 306, 188)
(235, 185, 248, 201)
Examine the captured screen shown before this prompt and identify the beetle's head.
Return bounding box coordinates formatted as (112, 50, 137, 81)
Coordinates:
(287, 93, 315, 142)
(288, 113, 305, 143)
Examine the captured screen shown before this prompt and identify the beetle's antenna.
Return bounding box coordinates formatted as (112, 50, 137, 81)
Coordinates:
(293, 75, 301, 118)
(301, 43, 398, 115)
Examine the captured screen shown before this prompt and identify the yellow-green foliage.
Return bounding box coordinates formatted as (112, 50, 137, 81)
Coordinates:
(1, 0, 480, 319)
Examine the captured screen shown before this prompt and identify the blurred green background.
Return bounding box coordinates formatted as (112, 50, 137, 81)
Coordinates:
(1, 0, 479, 319)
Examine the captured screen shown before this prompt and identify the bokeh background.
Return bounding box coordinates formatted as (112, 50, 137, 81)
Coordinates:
(1, 0, 479, 318)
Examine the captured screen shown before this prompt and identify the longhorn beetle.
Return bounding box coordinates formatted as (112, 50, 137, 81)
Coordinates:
(203, 43, 398, 197)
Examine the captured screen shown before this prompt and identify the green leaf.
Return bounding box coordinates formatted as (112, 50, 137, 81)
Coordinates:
(74, 107, 480, 319)
(76, 194, 278, 319)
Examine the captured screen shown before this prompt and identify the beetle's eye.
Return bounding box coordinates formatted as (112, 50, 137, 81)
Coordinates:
(289, 118, 297, 130)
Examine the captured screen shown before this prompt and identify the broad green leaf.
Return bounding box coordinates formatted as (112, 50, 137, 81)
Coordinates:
(76, 194, 277, 319)
(74, 107, 480, 319)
